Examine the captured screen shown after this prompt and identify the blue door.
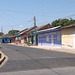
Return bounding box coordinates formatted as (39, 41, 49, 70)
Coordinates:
(53, 31, 61, 46)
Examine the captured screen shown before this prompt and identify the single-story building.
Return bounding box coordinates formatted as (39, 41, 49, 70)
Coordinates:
(15, 28, 28, 44)
(37, 24, 75, 49)
(0, 36, 11, 43)
(30, 23, 53, 45)
(61, 24, 75, 49)
(37, 26, 61, 47)
(15, 23, 53, 45)
(11, 36, 15, 43)
(15, 27, 37, 45)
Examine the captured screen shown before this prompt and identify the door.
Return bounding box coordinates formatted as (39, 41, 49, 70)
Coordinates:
(51, 34, 54, 46)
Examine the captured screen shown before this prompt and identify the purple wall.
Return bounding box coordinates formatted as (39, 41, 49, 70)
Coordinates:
(38, 30, 61, 47)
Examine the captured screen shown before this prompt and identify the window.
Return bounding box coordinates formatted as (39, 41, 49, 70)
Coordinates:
(46, 36, 49, 42)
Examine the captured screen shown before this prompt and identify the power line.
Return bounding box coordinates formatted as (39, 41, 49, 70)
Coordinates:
(63, 14, 75, 19)
(0, 13, 11, 25)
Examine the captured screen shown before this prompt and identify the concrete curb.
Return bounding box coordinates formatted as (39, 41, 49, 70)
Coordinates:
(49, 49, 75, 54)
(29, 46, 75, 54)
(0, 51, 5, 65)
(8, 43, 75, 54)
(0, 55, 8, 68)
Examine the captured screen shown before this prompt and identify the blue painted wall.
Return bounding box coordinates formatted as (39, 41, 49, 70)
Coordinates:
(1, 38, 11, 43)
(38, 30, 61, 47)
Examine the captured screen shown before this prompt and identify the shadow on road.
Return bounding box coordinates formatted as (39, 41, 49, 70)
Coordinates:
(0, 47, 3, 49)
(0, 57, 75, 72)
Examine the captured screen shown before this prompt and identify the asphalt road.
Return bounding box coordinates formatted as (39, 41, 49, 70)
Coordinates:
(0, 43, 75, 75)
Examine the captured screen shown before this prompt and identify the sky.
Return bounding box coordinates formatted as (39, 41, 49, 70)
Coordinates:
(0, 0, 75, 34)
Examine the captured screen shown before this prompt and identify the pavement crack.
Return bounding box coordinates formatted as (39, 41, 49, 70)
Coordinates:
(19, 51, 61, 75)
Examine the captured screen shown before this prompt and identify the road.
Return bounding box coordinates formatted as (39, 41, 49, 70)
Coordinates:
(0, 44, 75, 75)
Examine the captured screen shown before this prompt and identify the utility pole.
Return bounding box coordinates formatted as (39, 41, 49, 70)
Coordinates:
(34, 16, 36, 45)
(12, 28, 14, 36)
(1, 27, 3, 36)
(1, 27, 3, 33)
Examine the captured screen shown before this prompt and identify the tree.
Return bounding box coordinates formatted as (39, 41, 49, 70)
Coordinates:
(0, 32, 4, 36)
(51, 19, 61, 27)
(8, 30, 19, 36)
(51, 18, 75, 27)
(58, 19, 69, 26)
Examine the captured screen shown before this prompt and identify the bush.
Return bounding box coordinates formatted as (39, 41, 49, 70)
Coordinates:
(25, 41, 31, 46)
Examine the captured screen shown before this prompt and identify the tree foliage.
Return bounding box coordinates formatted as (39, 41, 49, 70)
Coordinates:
(51, 18, 75, 27)
(7, 30, 19, 36)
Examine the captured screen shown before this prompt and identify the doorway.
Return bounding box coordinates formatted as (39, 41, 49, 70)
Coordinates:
(51, 34, 54, 46)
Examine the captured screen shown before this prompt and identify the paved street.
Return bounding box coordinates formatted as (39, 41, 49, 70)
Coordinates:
(0, 44, 75, 75)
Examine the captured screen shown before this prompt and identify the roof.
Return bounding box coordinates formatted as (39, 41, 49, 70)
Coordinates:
(30, 23, 53, 32)
(37, 26, 61, 33)
(37, 24, 75, 33)
(20, 26, 37, 35)
(60, 24, 75, 29)
(16, 23, 53, 35)
(0, 36, 15, 38)
(16, 28, 28, 34)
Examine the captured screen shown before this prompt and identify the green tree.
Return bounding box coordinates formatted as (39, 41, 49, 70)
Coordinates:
(58, 19, 69, 26)
(51, 18, 75, 27)
(8, 30, 19, 36)
(51, 19, 61, 27)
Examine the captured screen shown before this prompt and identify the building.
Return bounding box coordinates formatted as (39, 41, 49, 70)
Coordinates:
(15, 23, 53, 45)
(30, 23, 53, 45)
(15, 27, 37, 45)
(0, 36, 11, 43)
(15, 28, 28, 44)
(37, 26, 61, 47)
(61, 24, 75, 49)
(37, 24, 75, 49)
(11, 36, 15, 43)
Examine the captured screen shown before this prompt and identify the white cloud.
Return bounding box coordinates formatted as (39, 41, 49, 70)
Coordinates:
(19, 25, 23, 28)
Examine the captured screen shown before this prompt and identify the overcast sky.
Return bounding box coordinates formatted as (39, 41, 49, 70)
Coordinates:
(0, 0, 75, 34)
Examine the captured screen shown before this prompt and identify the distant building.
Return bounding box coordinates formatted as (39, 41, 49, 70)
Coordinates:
(0, 36, 11, 43)
(15, 28, 28, 44)
(15, 27, 37, 45)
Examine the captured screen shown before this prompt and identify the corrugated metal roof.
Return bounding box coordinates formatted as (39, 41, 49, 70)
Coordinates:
(0, 36, 14, 38)
(60, 24, 75, 29)
(30, 23, 53, 32)
(37, 26, 61, 33)
(20, 26, 37, 35)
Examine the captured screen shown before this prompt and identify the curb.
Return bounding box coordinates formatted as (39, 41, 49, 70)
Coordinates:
(0, 51, 5, 65)
(29, 46, 75, 54)
(8, 43, 75, 54)
(50, 49, 75, 54)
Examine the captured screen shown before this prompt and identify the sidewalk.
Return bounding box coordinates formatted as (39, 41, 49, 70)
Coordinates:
(30, 45, 75, 54)
(9, 43, 75, 54)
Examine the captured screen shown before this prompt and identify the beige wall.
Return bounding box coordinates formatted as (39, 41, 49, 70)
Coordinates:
(61, 27, 75, 49)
